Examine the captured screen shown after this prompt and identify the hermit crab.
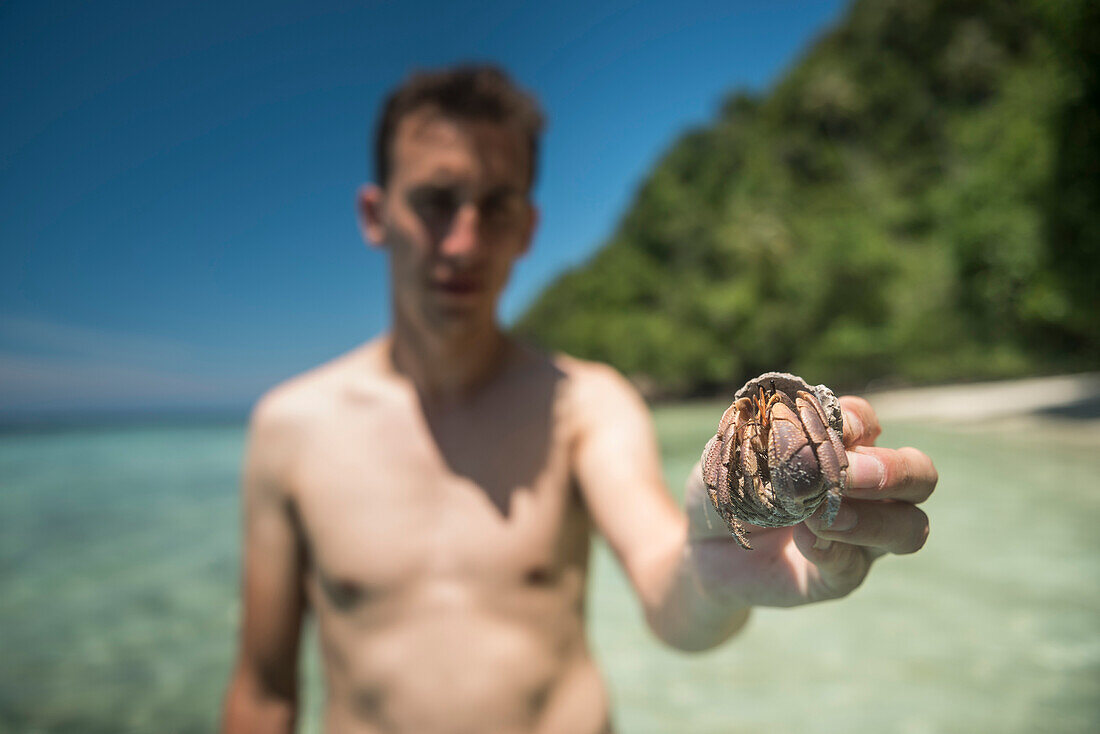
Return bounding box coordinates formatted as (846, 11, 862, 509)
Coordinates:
(701, 372, 848, 549)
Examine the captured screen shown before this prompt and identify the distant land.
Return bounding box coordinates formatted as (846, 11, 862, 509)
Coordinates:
(517, 0, 1100, 397)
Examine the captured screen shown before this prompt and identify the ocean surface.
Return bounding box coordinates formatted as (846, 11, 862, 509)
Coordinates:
(2, 403, 1098, 733)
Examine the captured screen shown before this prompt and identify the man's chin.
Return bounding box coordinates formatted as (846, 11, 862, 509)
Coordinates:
(428, 292, 496, 323)
(429, 284, 496, 309)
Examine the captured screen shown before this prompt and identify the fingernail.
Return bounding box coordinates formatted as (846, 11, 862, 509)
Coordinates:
(848, 451, 885, 490)
(813, 537, 833, 551)
(828, 503, 857, 532)
(846, 411, 863, 441)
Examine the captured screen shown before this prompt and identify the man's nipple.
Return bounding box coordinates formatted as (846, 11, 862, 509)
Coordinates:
(320, 574, 372, 610)
(524, 566, 557, 586)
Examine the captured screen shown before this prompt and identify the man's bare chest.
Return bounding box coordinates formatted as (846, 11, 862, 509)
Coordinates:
(289, 396, 589, 601)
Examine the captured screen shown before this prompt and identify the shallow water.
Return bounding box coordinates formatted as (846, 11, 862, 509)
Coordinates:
(1, 407, 1097, 733)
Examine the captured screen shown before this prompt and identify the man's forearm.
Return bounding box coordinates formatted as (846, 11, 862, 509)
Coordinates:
(637, 523, 752, 652)
(633, 515, 752, 651)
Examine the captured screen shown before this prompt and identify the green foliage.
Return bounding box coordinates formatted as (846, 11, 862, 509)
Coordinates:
(517, 0, 1100, 395)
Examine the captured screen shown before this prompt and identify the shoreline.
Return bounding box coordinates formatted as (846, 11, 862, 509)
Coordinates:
(3, 372, 1098, 436)
(862, 371, 1100, 448)
(861, 372, 1100, 423)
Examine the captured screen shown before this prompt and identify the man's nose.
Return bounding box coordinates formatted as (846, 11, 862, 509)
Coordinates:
(439, 203, 481, 258)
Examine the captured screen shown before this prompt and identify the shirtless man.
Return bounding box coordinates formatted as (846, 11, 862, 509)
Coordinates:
(221, 66, 937, 734)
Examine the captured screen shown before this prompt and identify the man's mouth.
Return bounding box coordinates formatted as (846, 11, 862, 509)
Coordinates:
(431, 278, 484, 295)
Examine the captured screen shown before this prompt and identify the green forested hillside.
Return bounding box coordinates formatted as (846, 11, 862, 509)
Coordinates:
(516, 0, 1099, 396)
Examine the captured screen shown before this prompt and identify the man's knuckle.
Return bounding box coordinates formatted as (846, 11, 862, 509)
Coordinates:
(900, 451, 917, 487)
(865, 505, 888, 544)
(902, 447, 938, 499)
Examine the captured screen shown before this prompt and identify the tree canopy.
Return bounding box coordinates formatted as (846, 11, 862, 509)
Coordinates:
(516, 0, 1099, 396)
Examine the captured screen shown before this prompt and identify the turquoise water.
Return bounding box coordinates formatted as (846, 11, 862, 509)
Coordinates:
(2, 407, 1098, 733)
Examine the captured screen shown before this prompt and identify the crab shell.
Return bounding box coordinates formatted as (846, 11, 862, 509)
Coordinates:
(700, 372, 848, 549)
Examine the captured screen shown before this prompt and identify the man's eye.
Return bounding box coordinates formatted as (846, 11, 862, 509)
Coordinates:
(427, 194, 456, 212)
(481, 195, 522, 221)
(412, 190, 458, 219)
(436, 193, 459, 209)
(481, 202, 506, 219)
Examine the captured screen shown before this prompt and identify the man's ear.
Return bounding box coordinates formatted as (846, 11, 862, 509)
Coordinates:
(357, 184, 387, 248)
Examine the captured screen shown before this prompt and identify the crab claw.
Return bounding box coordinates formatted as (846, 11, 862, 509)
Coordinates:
(767, 401, 823, 500)
(701, 372, 848, 547)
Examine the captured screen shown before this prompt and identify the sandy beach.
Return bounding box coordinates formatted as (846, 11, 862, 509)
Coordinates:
(865, 372, 1100, 447)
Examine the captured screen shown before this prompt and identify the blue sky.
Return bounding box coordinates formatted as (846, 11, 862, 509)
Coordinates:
(1, 0, 846, 413)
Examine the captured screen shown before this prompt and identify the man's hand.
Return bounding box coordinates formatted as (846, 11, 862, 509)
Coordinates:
(793, 396, 936, 597)
(686, 396, 937, 608)
(572, 362, 937, 649)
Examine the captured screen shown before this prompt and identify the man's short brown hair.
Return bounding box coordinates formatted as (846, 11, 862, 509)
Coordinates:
(373, 64, 546, 191)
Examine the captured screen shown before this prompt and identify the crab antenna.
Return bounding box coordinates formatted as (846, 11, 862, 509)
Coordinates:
(755, 387, 769, 428)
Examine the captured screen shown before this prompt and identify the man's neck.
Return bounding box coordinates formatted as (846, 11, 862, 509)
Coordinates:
(387, 316, 512, 405)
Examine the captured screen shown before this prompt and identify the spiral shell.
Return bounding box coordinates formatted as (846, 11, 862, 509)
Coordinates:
(701, 372, 848, 549)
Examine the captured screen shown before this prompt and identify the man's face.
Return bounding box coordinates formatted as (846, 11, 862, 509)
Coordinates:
(360, 108, 537, 332)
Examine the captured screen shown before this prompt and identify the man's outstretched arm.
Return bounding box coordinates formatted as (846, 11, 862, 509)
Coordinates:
(222, 394, 307, 733)
(569, 363, 750, 651)
(570, 364, 937, 652)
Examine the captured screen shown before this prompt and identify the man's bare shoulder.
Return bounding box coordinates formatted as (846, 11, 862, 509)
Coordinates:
(249, 338, 394, 444)
(547, 349, 642, 396)
(540, 350, 648, 427)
